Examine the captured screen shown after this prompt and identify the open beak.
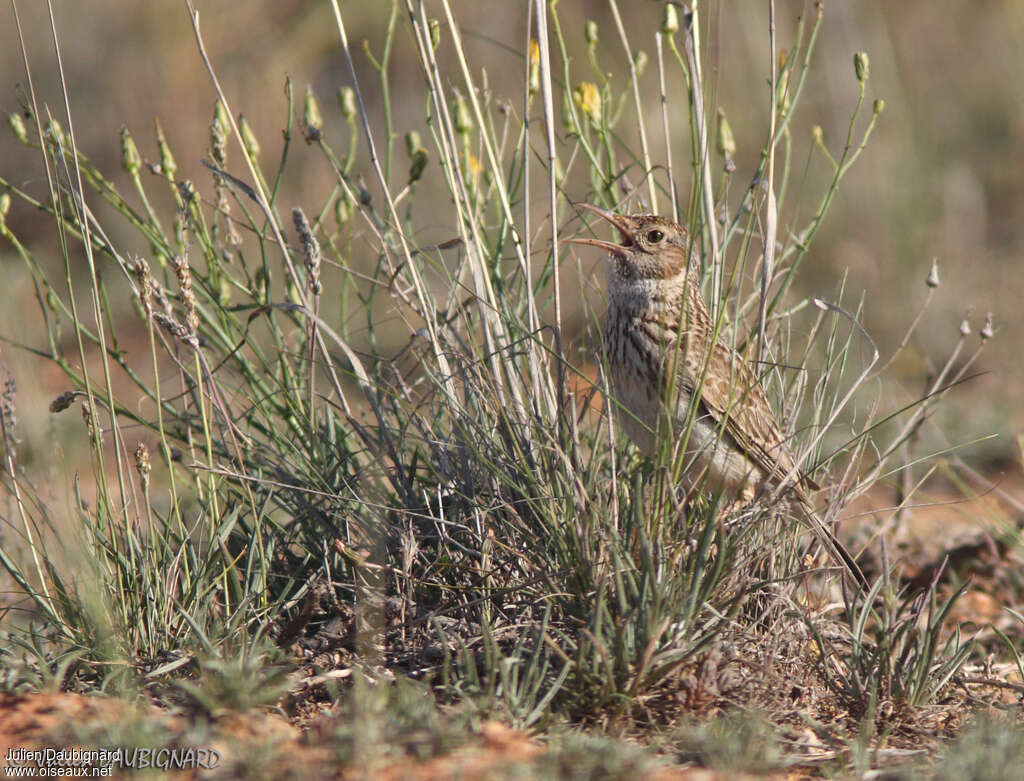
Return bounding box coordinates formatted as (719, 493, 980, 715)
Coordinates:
(568, 203, 637, 256)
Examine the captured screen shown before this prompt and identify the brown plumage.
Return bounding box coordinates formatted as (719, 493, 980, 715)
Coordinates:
(571, 203, 865, 588)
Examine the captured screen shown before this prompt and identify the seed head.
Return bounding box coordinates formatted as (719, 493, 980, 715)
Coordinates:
(210, 104, 228, 167)
(172, 255, 199, 337)
(154, 312, 197, 347)
(292, 207, 322, 296)
(132, 256, 155, 317)
(50, 391, 80, 413)
(134, 441, 152, 486)
(0, 375, 16, 446)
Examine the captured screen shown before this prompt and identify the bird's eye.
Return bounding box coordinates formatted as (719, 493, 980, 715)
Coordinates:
(646, 229, 665, 243)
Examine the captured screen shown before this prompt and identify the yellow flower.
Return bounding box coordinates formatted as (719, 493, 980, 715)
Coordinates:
(573, 82, 602, 128)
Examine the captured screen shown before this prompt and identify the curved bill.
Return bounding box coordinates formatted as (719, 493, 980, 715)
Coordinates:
(568, 203, 638, 256)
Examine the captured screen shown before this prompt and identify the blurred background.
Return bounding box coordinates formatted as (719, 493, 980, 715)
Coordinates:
(1, 0, 1021, 476)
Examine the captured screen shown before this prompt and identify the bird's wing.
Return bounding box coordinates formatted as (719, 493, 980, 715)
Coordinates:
(683, 335, 802, 486)
(668, 280, 814, 490)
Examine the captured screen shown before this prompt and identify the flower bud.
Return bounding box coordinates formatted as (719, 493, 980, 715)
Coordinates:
(811, 125, 824, 144)
(154, 118, 177, 179)
(8, 113, 27, 144)
(562, 92, 579, 135)
(120, 127, 141, 176)
(662, 4, 679, 35)
(239, 115, 260, 158)
(959, 318, 971, 337)
(528, 39, 541, 96)
(335, 193, 352, 226)
(429, 18, 441, 50)
(716, 108, 736, 158)
(254, 267, 270, 305)
(454, 96, 473, 136)
(406, 130, 423, 157)
(981, 313, 994, 341)
(854, 52, 870, 83)
(406, 131, 428, 184)
(215, 100, 231, 133)
(925, 259, 940, 288)
(585, 20, 599, 47)
(304, 86, 323, 140)
(338, 86, 357, 121)
(45, 119, 65, 149)
(408, 149, 428, 184)
(873, 98, 886, 115)
(777, 68, 791, 113)
(633, 50, 648, 76)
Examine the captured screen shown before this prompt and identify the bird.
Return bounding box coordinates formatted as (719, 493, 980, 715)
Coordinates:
(570, 203, 866, 588)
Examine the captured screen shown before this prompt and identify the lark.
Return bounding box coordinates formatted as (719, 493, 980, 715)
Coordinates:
(571, 204, 865, 587)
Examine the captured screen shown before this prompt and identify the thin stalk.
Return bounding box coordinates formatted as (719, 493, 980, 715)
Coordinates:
(607, 0, 657, 211)
(757, 0, 778, 365)
(655, 32, 679, 222)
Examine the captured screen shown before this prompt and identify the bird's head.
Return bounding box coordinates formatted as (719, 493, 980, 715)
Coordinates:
(570, 203, 690, 284)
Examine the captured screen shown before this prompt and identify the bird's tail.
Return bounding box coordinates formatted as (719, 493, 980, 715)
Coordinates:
(797, 499, 868, 591)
